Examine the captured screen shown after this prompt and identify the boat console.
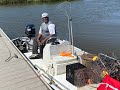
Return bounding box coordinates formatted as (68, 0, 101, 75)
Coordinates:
(43, 39, 78, 76)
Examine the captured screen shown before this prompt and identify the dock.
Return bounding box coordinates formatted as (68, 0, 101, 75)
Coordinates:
(0, 28, 51, 90)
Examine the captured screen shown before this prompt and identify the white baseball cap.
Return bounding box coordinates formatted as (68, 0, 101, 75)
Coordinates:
(42, 13, 48, 18)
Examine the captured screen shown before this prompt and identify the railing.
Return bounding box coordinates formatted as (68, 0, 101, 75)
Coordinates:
(34, 65, 70, 90)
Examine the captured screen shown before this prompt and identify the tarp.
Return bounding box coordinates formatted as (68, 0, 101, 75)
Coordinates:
(97, 75, 120, 90)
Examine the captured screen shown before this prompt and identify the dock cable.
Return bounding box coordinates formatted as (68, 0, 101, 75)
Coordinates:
(0, 36, 19, 62)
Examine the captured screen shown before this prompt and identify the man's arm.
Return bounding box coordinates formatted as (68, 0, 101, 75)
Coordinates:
(37, 34, 42, 42)
(37, 26, 42, 42)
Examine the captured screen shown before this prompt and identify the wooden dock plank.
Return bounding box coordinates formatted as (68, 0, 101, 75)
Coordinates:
(0, 28, 50, 90)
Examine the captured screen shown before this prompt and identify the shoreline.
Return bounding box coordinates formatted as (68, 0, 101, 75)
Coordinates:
(0, 0, 73, 5)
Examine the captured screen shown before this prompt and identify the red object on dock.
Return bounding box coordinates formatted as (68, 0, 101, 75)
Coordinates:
(97, 75, 120, 90)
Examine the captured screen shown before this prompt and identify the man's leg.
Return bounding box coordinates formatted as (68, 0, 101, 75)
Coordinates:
(32, 37, 38, 54)
(29, 37, 39, 59)
(39, 44, 45, 58)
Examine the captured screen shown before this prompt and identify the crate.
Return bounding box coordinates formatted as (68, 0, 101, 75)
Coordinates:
(66, 63, 88, 87)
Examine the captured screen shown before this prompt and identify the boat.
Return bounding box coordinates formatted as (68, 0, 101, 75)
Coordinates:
(12, 2, 120, 90)
(12, 25, 120, 90)
(12, 29, 100, 90)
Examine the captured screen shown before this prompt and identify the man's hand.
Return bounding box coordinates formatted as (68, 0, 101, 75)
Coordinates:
(38, 39, 45, 46)
(37, 34, 54, 46)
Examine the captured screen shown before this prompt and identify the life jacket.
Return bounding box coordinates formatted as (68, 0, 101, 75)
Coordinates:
(40, 21, 56, 38)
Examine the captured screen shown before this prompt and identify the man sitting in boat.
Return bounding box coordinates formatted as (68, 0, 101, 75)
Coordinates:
(29, 13, 56, 59)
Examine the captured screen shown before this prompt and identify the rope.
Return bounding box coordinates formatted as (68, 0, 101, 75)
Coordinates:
(0, 34, 19, 62)
(0, 35, 12, 61)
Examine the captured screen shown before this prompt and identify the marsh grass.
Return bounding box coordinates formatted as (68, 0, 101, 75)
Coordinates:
(0, 0, 72, 5)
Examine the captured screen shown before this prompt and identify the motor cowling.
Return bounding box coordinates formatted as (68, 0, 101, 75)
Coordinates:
(25, 24, 36, 38)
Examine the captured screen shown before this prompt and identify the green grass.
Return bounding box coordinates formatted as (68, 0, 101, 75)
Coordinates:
(0, 0, 72, 5)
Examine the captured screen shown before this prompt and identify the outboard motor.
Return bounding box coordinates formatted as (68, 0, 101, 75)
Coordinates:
(12, 24, 36, 53)
(25, 24, 36, 38)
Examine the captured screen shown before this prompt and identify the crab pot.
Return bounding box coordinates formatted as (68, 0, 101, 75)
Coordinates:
(99, 54, 119, 73)
(66, 63, 89, 87)
(93, 54, 120, 81)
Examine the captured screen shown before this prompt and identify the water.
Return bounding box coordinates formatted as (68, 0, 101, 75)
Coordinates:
(0, 0, 120, 57)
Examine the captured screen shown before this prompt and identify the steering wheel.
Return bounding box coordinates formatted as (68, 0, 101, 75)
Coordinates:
(46, 37, 60, 45)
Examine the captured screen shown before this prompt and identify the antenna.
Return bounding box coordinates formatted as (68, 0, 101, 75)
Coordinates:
(57, 1, 74, 54)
